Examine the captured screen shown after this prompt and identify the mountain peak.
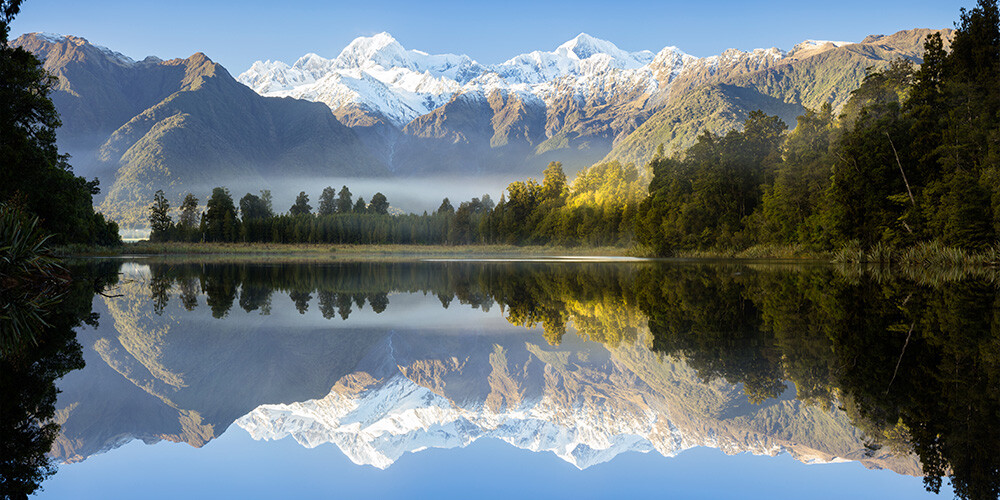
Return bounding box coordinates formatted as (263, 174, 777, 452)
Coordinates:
(14, 32, 137, 66)
(556, 33, 624, 60)
(335, 32, 410, 69)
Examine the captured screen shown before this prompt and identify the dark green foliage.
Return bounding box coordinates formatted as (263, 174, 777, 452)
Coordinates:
(638, 111, 787, 254)
(0, 1, 120, 246)
(239, 193, 269, 221)
(336, 186, 353, 214)
(317, 186, 337, 216)
(353, 197, 367, 214)
(289, 191, 311, 217)
(436, 198, 454, 214)
(1, 254, 117, 499)
(203, 187, 239, 242)
(369, 192, 389, 215)
(638, 1, 1000, 255)
(148, 190, 172, 242)
(751, 104, 835, 245)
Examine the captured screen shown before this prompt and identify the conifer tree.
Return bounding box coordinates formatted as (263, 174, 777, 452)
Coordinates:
(318, 186, 336, 215)
(336, 186, 353, 213)
(204, 187, 238, 242)
(148, 190, 172, 241)
(353, 197, 367, 214)
(370, 192, 389, 215)
(290, 191, 311, 216)
(437, 198, 454, 214)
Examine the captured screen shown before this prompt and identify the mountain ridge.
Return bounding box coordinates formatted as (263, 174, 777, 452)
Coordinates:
(12, 28, 950, 227)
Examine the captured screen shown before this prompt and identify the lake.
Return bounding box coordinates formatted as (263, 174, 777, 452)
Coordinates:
(6, 257, 997, 499)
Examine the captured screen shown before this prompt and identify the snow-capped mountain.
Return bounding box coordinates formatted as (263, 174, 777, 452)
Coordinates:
(238, 32, 696, 127)
(234, 337, 914, 473)
(237, 371, 684, 470)
(239, 32, 484, 126)
(16, 28, 948, 227)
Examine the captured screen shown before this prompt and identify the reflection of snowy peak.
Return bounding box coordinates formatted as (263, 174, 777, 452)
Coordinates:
(235, 339, 901, 471)
(238, 371, 684, 470)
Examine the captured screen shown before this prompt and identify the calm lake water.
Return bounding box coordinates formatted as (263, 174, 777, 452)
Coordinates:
(9, 258, 1000, 499)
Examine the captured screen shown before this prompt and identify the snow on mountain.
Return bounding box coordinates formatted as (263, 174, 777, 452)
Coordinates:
(238, 32, 694, 127)
(238, 33, 855, 128)
(237, 32, 483, 125)
(237, 370, 694, 470)
(27, 32, 137, 66)
(490, 33, 656, 85)
(786, 39, 854, 58)
(235, 345, 855, 471)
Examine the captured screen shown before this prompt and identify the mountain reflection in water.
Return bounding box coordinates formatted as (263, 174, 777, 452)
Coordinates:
(3, 259, 998, 499)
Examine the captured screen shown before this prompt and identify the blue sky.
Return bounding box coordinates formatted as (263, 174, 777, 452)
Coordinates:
(37, 430, 945, 499)
(12, 0, 969, 72)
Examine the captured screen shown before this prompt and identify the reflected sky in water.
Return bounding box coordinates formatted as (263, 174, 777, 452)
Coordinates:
(40, 430, 934, 499)
(21, 259, 984, 499)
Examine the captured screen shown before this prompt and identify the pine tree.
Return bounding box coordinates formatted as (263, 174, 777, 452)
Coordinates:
(336, 186, 353, 213)
(370, 192, 389, 215)
(290, 191, 311, 216)
(148, 189, 172, 241)
(437, 198, 454, 214)
(204, 187, 238, 242)
(318, 186, 336, 215)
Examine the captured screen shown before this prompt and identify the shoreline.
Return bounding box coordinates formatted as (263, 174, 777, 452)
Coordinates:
(53, 241, 1000, 269)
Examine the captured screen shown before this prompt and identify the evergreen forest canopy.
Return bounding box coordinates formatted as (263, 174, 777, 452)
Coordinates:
(147, 0, 999, 256)
(0, 0, 120, 246)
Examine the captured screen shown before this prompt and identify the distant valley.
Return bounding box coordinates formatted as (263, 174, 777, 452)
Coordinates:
(13, 29, 951, 228)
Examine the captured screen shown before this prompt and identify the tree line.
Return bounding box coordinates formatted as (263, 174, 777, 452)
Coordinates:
(148, 184, 500, 245)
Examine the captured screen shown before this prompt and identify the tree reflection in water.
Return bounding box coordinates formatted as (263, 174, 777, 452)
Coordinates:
(0, 262, 117, 499)
(6, 259, 999, 500)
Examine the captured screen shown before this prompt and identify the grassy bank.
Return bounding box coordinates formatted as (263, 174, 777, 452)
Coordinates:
(671, 244, 832, 261)
(55, 241, 638, 259)
(53, 240, 1000, 269)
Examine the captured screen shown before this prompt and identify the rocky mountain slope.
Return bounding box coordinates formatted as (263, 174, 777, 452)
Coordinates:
(605, 28, 954, 166)
(14, 28, 950, 227)
(241, 29, 952, 172)
(12, 34, 385, 228)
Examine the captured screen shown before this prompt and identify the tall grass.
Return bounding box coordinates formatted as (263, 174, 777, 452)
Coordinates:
(831, 240, 1000, 285)
(0, 203, 67, 354)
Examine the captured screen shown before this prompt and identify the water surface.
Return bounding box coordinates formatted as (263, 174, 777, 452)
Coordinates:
(7, 258, 996, 499)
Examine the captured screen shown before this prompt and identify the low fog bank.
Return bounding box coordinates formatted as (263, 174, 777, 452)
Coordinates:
(115, 175, 528, 236)
(182, 175, 526, 216)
